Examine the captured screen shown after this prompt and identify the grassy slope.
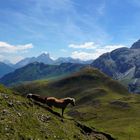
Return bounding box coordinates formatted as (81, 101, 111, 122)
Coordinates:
(0, 84, 112, 140)
(13, 68, 140, 140)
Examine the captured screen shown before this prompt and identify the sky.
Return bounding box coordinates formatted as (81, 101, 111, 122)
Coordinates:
(0, 0, 140, 63)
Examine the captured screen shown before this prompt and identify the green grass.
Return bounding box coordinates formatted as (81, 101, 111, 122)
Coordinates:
(84, 95, 140, 140)
(1, 84, 112, 140)
(13, 68, 140, 139)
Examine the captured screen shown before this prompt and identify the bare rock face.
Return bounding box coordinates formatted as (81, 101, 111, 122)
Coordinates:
(91, 39, 140, 93)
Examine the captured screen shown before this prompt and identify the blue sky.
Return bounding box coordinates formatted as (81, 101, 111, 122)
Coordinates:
(0, 0, 140, 63)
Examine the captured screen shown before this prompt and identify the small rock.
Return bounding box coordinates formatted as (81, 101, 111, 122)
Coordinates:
(5, 127, 8, 131)
(2, 109, 10, 115)
(2, 93, 9, 99)
(7, 101, 14, 107)
(16, 101, 22, 105)
(17, 112, 22, 117)
(38, 114, 51, 123)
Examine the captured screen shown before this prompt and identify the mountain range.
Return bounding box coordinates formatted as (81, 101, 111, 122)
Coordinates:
(0, 62, 86, 86)
(1, 39, 140, 93)
(14, 53, 93, 69)
(0, 53, 92, 77)
(14, 53, 54, 68)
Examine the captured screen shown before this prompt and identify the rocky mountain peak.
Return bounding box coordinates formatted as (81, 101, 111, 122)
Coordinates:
(131, 39, 140, 49)
(37, 53, 50, 59)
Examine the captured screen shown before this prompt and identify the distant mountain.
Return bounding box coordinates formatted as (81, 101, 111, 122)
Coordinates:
(2, 59, 14, 67)
(55, 57, 81, 64)
(36, 53, 54, 64)
(0, 62, 15, 78)
(14, 53, 93, 68)
(14, 53, 54, 68)
(14, 57, 36, 68)
(91, 39, 140, 93)
(0, 62, 86, 86)
(54, 57, 93, 65)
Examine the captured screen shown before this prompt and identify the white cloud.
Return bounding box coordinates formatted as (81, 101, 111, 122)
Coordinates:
(71, 44, 125, 60)
(0, 41, 33, 53)
(69, 42, 97, 49)
(71, 51, 95, 60)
